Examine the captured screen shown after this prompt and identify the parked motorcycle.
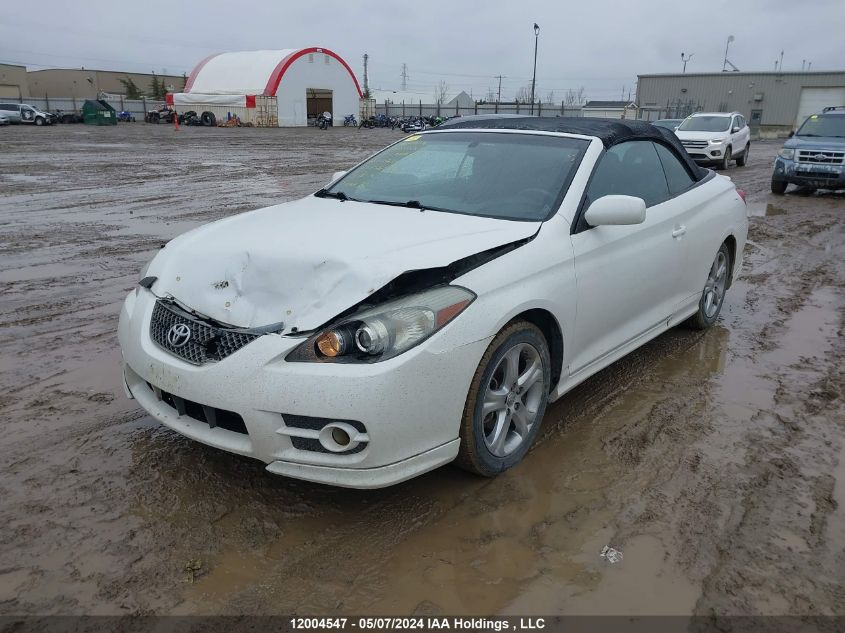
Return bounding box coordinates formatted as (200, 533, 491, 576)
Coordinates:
(343, 114, 357, 127)
(316, 111, 332, 130)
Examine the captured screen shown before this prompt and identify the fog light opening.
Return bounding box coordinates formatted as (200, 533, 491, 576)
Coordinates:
(318, 422, 361, 453)
(331, 426, 351, 447)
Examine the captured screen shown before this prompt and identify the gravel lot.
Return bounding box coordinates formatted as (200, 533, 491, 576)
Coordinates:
(0, 124, 843, 619)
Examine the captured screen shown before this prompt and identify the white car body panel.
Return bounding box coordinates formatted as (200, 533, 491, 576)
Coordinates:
(119, 129, 748, 487)
(146, 198, 540, 331)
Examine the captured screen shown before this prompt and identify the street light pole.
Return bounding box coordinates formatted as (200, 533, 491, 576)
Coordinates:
(530, 23, 539, 115)
(722, 35, 734, 72)
(681, 52, 694, 73)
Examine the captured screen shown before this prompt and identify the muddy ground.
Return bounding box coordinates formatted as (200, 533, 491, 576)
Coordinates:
(0, 125, 843, 621)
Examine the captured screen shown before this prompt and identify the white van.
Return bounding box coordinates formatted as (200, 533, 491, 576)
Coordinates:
(0, 103, 54, 125)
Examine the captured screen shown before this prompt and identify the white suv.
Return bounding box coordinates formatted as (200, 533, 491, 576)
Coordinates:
(675, 112, 751, 169)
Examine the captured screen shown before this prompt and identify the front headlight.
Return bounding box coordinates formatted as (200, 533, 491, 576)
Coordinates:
(778, 148, 795, 160)
(709, 139, 724, 145)
(286, 285, 476, 363)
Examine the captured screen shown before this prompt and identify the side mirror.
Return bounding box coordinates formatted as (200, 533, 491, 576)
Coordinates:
(585, 195, 646, 227)
(788, 130, 795, 138)
(329, 170, 347, 185)
(732, 126, 741, 133)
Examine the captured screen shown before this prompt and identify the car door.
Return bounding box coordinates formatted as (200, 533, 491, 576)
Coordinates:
(568, 140, 686, 376)
(653, 142, 715, 314)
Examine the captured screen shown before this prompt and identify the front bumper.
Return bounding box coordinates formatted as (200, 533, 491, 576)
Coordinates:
(118, 289, 489, 488)
(772, 157, 845, 188)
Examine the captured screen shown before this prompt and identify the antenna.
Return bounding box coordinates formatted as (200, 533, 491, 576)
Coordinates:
(362, 53, 369, 96)
(400, 63, 408, 91)
(681, 52, 694, 73)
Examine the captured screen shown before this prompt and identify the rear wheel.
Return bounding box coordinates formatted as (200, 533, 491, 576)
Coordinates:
(719, 146, 732, 170)
(456, 321, 551, 477)
(771, 179, 787, 195)
(736, 143, 750, 166)
(688, 243, 731, 330)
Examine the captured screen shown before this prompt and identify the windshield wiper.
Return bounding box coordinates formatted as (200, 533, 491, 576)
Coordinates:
(314, 188, 350, 201)
(364, 199, 424, 209)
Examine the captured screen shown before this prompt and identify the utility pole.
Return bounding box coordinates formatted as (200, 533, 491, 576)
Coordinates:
(779, 50, 784, 72)
(362, 53, 369, 96)
(401, 63, 408, 91)
(495, 75, 504, 102)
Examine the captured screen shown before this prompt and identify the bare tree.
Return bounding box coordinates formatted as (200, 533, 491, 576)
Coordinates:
(434, 80, 449, 105)
(514, 84, 532, 103)
(563, 86, 586, 106)
(545, 91, 555, 104)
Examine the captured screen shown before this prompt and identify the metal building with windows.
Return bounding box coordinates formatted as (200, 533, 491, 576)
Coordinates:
(636, 71, 845, 137)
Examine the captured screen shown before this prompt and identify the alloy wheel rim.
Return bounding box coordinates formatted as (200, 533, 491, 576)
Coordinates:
(703, 251, 728, 318)
(481, 342, 545, 457)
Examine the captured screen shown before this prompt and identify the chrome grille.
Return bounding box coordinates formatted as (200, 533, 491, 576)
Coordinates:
(681, 140, 708, 149)
(150, 300, 259, 365)
(796, 149, 844, 165)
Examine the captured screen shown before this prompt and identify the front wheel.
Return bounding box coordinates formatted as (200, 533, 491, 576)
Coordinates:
(719, 146, 732, 170)
(771, 179, 787, 195)
(687, 243, 731, 330)
(736, 143, 750, 167)
(35, 117, 44, 126)
(456, 321, 551, 477)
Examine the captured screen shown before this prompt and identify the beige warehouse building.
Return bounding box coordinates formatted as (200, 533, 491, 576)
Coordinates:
(637, 70, 845, 137)
(0, 64, 184, 101)
(0, 64, 29, 99)
(27, 68, 185, 99)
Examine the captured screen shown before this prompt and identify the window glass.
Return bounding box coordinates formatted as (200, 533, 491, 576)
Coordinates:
(678, 116, 732, 132)
(585, 141, 669, 208)
(654, 143, 694, 195)
(330, 132, 588, 221)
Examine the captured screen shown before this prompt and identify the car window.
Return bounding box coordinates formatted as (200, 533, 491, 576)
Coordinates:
(678, 116, 732, 132)
(654, 143, 695, 195)
(584, 141, 669, 209)
(738, 116, 746, 128)
(330, 132, 589, 221)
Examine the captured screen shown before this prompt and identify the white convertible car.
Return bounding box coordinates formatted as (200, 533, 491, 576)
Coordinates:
(119, 117, 747, 488)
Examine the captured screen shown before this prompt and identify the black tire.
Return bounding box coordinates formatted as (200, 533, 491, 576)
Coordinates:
(455, 321, 551, 477)
(35, 117, 44, 126)
(149, 113, 160, 124)
(687, 243, 732, 330)
(719, 146, 732, 170)
(771, 179, 787, 195)
(201, 111, 216, 127)
(736, 143, 750, 167)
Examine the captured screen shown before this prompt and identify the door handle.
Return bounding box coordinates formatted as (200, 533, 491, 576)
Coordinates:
(672, 225, 687, 238)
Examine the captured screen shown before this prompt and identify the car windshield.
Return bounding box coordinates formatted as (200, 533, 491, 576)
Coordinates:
(323, 131, 589, 221)
(796, 114, 845, 137)
(678, 116, 732, 132)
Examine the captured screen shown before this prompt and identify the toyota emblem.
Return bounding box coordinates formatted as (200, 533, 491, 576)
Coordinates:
(166, 323, 192, 347)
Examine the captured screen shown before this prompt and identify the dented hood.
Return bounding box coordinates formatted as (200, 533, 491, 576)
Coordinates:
(148, 196, 540, 331)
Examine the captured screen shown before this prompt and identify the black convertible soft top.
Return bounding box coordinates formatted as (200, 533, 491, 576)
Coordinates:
(437, 116, 709, 181)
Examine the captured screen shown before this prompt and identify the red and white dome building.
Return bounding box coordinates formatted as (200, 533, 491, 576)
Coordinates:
(169, 47, 362, 126)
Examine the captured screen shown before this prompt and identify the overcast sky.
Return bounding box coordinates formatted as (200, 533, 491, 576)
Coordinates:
(2, 0, 843, 101)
